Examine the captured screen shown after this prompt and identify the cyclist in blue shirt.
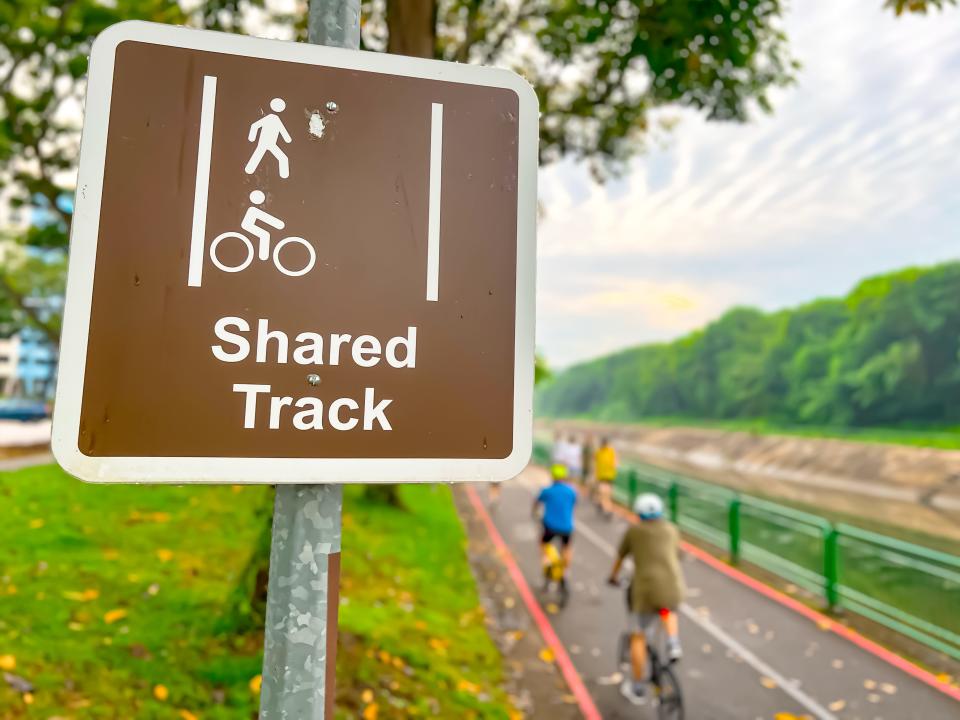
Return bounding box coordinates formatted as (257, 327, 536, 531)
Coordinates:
(533, 463, 579, 575)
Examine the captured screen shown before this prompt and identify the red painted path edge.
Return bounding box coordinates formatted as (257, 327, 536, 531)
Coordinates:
(604, 502, 960, 704)
(465, 486, 603, 720)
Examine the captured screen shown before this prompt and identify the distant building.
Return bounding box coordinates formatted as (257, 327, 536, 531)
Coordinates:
(0, 190, 67, 400)
(0, 334, 20, 395)
(15, 325, 57, 399)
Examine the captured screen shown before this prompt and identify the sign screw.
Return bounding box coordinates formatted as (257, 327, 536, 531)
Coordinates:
(325, 100, 338, 113)
(307, 373, 321, 386)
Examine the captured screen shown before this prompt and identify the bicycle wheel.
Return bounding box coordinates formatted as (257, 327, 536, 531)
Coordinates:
(617, 633, 631, 671)
(273, 236, 316, 277)
(210, 231, 255, 273)
(655, 664, 684, 720)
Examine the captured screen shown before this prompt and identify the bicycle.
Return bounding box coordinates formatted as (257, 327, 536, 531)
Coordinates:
(541, 539, 570, 607)
(617, 625, 684, 718)
(613, 581, 684, 718)
(210, 190, 316, 277)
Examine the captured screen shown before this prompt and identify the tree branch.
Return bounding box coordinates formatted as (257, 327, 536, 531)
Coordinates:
(0, 272, 60, 347)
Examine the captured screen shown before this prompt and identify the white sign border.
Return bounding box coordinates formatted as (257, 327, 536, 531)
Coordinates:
(52, 21, 537, 485)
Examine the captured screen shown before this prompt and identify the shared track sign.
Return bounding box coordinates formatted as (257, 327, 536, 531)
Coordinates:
(52, 22, 537, 484)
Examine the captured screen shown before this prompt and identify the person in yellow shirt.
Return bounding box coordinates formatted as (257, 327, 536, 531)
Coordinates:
(594, 437, 617, 518)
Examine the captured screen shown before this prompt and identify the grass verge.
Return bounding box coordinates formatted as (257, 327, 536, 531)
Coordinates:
(0, 464, 515, 719)
(548, 415, 960, 450)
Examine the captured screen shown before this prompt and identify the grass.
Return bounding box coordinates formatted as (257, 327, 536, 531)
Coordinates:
(335, 484, 517, 719)
(0, 464, 516, 719)
(554, 414, 960, 450)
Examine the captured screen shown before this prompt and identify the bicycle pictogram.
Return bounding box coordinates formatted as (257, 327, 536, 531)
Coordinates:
(209, 190, 316, 277)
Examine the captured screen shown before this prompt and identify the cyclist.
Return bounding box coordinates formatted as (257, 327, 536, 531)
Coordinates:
(550, 431, 566, 466)
(581, 435, 595, 488)
(533, 463, 578, 589)
(608, 493, 685, 706)
(564, 434, 583, 482)
(594, 437, 617, 518)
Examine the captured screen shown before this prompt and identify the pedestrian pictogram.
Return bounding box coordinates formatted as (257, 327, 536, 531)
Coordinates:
(52, 21, 538, 485)
(245, 97, 292, 178)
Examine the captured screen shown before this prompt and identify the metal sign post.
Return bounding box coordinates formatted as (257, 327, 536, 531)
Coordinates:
(260, 484, 343, 718)
(259, 3, 358, 717)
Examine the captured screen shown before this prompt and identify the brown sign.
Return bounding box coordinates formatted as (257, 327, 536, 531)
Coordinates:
(53, 22, 537, 484)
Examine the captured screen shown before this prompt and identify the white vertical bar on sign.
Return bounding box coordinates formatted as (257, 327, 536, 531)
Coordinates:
(426, 102, 443, 302)
(188, 75, 218, 288)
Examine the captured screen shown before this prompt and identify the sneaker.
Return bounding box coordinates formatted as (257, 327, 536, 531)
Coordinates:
(620, 679, 648, 706)
(667, 639, 683, 662)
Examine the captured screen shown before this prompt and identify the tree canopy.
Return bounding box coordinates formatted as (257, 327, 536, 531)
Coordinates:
(537, 262, 960, 429)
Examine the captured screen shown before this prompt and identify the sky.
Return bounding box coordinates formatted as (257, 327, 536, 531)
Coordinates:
(537, 0, 960, 369)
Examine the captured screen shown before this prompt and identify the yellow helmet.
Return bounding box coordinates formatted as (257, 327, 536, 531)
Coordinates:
(550, 463, 569, 480)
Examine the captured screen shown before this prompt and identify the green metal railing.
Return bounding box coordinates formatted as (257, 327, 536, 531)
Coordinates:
(534, 440, 960, 661)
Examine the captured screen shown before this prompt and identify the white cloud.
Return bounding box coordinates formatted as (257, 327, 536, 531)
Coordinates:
(538, 0, 960, 367)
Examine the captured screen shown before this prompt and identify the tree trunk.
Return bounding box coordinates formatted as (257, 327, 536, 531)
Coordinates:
(386, 0, 436, 59)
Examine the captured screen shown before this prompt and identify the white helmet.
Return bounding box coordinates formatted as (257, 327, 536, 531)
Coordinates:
(633, 493, 664, 520)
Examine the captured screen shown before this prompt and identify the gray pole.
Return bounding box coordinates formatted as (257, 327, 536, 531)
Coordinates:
(258, 1, 360, 717)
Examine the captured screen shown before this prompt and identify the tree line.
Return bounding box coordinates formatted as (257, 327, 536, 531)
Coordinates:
(537, 262, 960, 428)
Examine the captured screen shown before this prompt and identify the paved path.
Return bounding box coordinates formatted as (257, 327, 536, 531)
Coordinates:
(0, 451, 53, 472)
(480, 467, 960, 720)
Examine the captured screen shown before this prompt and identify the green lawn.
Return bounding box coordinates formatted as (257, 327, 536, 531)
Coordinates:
(336, 484, 517, 720)
(0, 465, 515, 719)
(606, 416, 960, 449)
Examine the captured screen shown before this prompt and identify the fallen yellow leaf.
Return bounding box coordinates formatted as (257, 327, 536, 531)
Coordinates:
(828, 700, 846, 711)
(457, 679, 481, 694)
(157, 549, 174, 562)
(362, 703, 378, 720)
(178, 711, 198, 720)
(361, 689, 374, 704)
(545, 603, 560, 615)
(760, 676, 778, 689)
(249, 675, 262, 694)
(153, 684, 169, 701)
(0, 655, 15, 671)
(773, 714, 799, 720)
(538, 648, 555, 664)
(29, 519, 44, 529)
(22, 693, 33, 705)
(104, 608, 128, 624)
(64, 589, 100, 602)
(102, 548, 120, 560)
